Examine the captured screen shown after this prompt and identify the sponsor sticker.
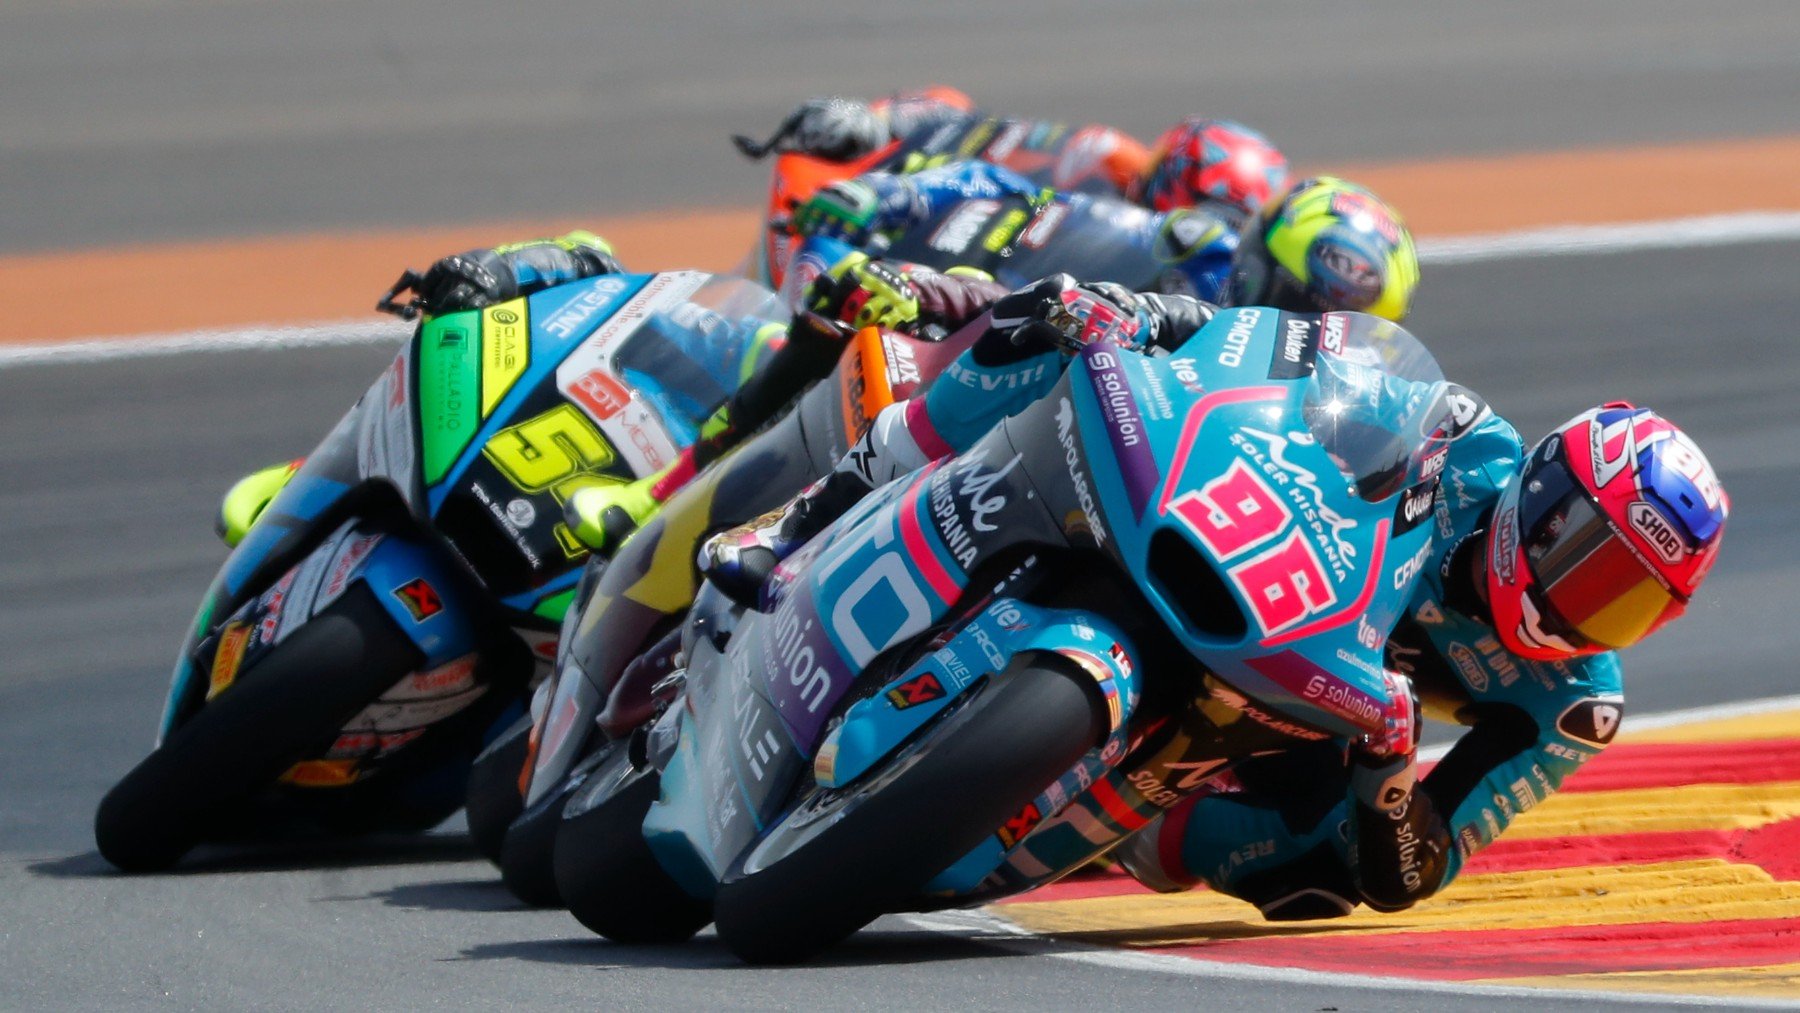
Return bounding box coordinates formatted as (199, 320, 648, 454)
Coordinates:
(391, 578, 443, 623)
(1448, 642, 1490, 693)
(928, 199, 1001, 254)
(1267, 314, 1320, 380)
(208, 622, 252, 699)
(1394, 481, 1437, 535)
(995, 802, 1044, 849)
(886, 672, 948, 710)
(1557, 697, 1625, 746)
(1628, 501, 1685, 563)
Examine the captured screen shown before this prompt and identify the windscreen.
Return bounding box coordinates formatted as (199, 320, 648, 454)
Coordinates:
(1300, 312, 1452, 502)
(608, 276, 791, 440)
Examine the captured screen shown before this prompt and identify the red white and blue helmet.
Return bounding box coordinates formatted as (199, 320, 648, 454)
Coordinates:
(1137, 118, 1289, 218)
(1486, 404, 1728, 660)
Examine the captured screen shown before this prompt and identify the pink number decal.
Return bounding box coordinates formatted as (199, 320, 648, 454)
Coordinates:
(1229, 529, 1337, 635)
(1170, 458, 1290, 558)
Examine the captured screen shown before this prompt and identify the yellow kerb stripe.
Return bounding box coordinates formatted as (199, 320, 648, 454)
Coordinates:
(1000, 858, 1800, 944)
(1499, 780, 1800, 840)
(1620, 707, 1800, 744)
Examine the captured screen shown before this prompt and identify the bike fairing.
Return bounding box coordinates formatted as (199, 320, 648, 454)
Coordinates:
(1167, 406, 1628, 909)
(160, 273, 780, 756)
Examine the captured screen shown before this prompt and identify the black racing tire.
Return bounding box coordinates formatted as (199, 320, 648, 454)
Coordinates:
(94, 584, 422, 872)
(712, 655, 1105, 964)
(465, 713, 532, 866)
(554, 745, 711, 943)
(497, 741, 616, 907)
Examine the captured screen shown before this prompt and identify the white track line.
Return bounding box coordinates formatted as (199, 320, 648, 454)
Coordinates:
(3, 210, 1798, 370)
(0, 319, 408, 369)
(1416, 210, 1800, 264)
(914, 693, 1800, 1004)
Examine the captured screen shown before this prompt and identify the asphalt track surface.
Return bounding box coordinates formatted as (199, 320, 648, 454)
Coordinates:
(3, 1, 1800, 1009)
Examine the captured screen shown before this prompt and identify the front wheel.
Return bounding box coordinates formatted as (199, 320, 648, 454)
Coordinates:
(466, 714, 532, 866)
(712, 655, 1105, 964)
(94, 585, 421, 872)
(554, 744, 712, 943)
(498, 741, 619, 907)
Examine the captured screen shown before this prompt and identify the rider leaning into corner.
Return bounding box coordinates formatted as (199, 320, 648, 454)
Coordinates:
(698, 192, 1731, 919)
(764, 87, 1292, 300)
(784, 117, 1288, 301)
(740, 85, 1284, 206)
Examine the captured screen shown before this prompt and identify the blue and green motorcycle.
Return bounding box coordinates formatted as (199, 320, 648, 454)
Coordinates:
(94, 271, 787, 871)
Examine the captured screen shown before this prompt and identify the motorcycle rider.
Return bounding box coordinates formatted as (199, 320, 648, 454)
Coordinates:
(1110, 400, 1727, 918)
(749, 88, 1288, 208)
(782, 118, 1288, 302)
(218, 229, 1012, 552)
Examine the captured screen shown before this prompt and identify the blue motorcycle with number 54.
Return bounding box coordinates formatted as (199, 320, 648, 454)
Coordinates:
(94, 271, 787, 871)
(552, 307, 1460, 963)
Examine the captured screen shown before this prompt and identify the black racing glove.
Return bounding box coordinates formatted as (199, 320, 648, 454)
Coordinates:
(732, 97, 888, 162)
(377, 230, 623, 320)
(981, 274, 1157, 361)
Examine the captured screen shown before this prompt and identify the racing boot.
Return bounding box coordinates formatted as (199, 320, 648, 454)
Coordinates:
(698, 468, 871, 610)
(217, 459, 302, 547)
(700, 386, 945, 609)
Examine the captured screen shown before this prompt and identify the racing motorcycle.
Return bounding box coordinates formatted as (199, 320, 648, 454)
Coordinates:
(94, 271, 787, 871)
(550, 307, 1457, 961)
(471, 291, 975, 905)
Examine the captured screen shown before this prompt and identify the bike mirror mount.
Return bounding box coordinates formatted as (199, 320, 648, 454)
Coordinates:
(374, 269, 425, 322)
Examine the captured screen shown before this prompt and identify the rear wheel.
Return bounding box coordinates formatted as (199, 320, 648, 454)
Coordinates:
(712, 655, 1104, 964)
(554, 744, 711, 943)
(94, 585, 421, 872)
(465, 714, 532, 865)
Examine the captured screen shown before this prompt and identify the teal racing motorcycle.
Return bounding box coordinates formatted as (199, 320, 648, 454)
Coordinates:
(553, 307, 1458, 961)
(94, 271, 786, 871)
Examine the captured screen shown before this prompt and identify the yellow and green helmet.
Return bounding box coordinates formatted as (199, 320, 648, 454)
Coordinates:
(1225, 176, 1420, 322)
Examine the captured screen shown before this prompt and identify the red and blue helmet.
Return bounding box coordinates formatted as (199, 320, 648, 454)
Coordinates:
(1486, 404, 1729, 660)
(1137, 118, 1289, 218)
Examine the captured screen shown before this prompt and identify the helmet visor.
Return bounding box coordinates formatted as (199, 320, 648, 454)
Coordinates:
(1516, 451, 1685, 650)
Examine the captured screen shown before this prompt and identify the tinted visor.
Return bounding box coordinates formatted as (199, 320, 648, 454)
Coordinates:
(1516, 452, 1685, 650)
